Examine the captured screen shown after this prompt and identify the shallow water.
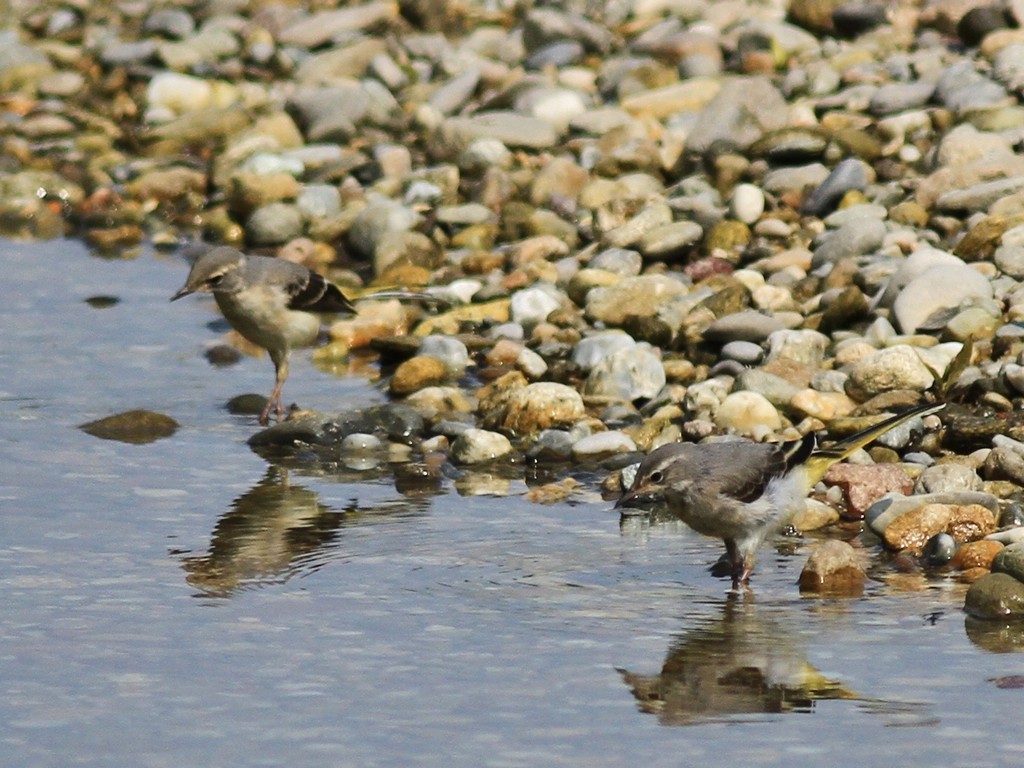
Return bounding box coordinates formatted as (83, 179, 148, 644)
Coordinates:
(2, 238, 1023, 767)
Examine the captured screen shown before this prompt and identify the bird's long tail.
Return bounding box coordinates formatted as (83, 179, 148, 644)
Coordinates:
(800, 402, 945, 488)
(350, 288, 451, 307)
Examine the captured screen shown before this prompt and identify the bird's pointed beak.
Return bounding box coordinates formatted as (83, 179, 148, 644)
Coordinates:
(614, 489, 634, 509)
(170, 285, 193, 302)
(615, 485, 663, 511)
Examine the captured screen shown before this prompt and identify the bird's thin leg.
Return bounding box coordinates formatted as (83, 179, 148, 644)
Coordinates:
(261, 352, 290, 425)
(725, 540, 748, 592)
(725, 540, 741, 590)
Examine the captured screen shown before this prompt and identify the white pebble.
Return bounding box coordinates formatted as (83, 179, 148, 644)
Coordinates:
(731, 183, 765, 224)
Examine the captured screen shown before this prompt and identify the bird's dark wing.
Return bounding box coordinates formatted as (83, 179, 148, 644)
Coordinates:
(703, 435, 815, 503)
(287, 270, 356, 314)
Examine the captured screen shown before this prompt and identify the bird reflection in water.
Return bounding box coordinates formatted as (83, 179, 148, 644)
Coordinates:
(180, 464, 430, 597)
(619, 598, 935, 726)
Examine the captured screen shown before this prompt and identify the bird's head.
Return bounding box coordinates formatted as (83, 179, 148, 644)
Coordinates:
(171, 247, 246, 301)
(615, 442, 693, 511)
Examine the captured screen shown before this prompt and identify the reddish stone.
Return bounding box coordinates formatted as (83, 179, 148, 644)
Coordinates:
(824, 463, 914, 518)
(684, 256, 734, 282)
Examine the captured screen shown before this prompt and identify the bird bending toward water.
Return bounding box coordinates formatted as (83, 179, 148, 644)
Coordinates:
(616, 402, 945, 591)
(171, 246, 356, 426)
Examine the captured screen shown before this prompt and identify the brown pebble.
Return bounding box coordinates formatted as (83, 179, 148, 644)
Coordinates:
(389, 355, 448, 396)
(883, 503, 997, 553)
(799, 539, 866, 596)
(951, 539, 1004, 571)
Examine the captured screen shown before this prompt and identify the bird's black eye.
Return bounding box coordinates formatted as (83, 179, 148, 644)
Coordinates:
(207, 274, 223, 286)
(649, 471, 664, 484)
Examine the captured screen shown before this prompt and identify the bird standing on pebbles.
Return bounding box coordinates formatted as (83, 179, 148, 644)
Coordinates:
(616, 402, 945, 591)
(172, 246, 356, 426)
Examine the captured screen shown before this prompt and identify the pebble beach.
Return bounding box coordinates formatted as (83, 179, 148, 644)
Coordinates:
(9, 0, 1024, 611)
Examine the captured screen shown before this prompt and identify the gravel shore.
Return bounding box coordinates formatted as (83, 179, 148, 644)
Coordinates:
(13, 0, 1024, 604)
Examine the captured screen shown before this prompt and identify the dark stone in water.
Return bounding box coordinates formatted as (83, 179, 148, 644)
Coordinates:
(964, 572, 1024, 619)
(84, 295, 119, 308)
(206, 344, 243, 367)
(79, 409, 178, 444)
(248, 404, 426, 448)
(923, 532, 957, 566)
(226, 393, 267, 415)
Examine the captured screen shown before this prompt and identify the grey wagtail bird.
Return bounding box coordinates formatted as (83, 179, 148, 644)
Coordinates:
(616, 402, 944, 591)
(171, 246, 357, 426)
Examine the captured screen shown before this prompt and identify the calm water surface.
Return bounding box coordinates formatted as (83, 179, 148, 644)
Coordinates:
(2, 239, 1023, 767)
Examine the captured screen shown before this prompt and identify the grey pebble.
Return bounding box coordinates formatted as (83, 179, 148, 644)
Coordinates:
(639, 221, 703, 260)
(686, 77, 789, 154)
(245, 203, 304, 245)
(703, 310, 787, 343)
(936, 61, 1008, 114)
(993, 42, 1024, 91)
(914, 463, 983, 494)
(809, 369, 848, 394)
(418, 335, 470, 375)
(992, 542, 1024, 584)
(516, 347, 548, 380)
(823, 203, 887, 227)
(99, 40, 158, 66)
(527, 429, 575, 461)
(572, 331, 637, 370)
(846, 345, 935, 399)
(459, 139, 512, 175)
(144, 8, 196, 38)
(891, 264, 993, 334)
(437, 112, 560, 154)
(763, 163, 830, 197)
(984, 445, 1024, 485)
(986, 526, 1024, 545)
(348, 197, 422, 261)
(510, 285, 562, 327)
(811, 218, 886, 268)
(571, 431, 638, 461)
(296, 184, 341, 220)
(525, 40, 585, 70)
(801, 158, 869, 217)
(733, 369, 802, 407)
(450, 428, 514, 465)
(869, 81, 936, 116)
(583, 344, 666, 401)
(995, 244, 1024, 279)
(589, 248, 643, 276)
(488, 322, 525, 341)
(766, 329, 829, 367)
(429, 68, 481, 115)
(720, 340, 764, 365)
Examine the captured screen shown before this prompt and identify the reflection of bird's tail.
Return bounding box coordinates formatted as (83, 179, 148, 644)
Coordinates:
(800, 402, 945, 489)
